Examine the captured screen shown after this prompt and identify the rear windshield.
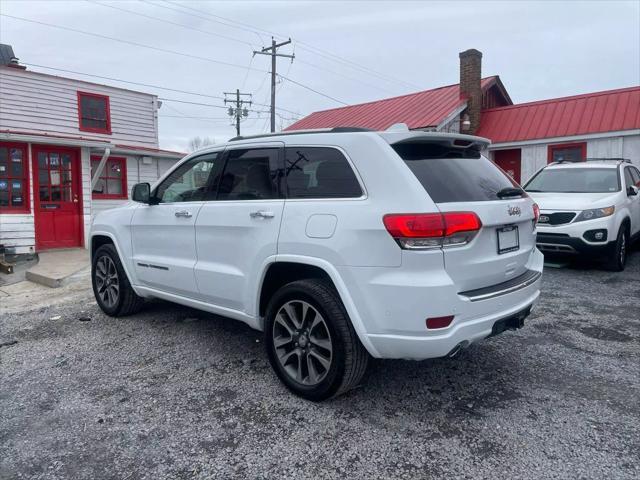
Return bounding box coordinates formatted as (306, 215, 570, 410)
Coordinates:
(524, 168, 620, 193)
(392, 142, 518, 203)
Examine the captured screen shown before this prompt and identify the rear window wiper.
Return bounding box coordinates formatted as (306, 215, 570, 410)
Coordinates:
(496, 187, 525, 198)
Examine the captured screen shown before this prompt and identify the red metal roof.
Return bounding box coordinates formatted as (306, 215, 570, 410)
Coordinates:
(286, 77, 500, 131)
(477, 86, 640, 144)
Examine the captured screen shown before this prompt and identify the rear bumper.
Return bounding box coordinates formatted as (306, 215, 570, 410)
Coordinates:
(366, 291, 538, 360)
(338, 248, 544, 360)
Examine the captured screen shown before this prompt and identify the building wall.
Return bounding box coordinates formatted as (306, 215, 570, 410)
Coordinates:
(1, 142, 178, 254)
(0, 66, 159, 148)
(490, 133, 640, 184)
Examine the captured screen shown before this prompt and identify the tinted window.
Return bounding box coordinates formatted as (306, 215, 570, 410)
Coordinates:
(624, 167, 635, 189)
(154, 153, 222, 203)
(392, 142, 517, 203)
(284, 147, 362, 198)
(217, 148, 280, 200)
(630, 167, 640, 186)
(525, 168, 620, 193)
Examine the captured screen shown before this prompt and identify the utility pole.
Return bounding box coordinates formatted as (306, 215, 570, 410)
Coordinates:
(224, 88, 252, 136)
(253, 37, 294, 132)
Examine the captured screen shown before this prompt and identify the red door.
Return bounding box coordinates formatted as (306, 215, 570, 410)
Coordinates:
(493, 149, 522, 185)
(32, 146, 83, 250)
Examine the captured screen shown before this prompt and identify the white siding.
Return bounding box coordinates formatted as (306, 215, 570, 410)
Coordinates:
(587, 137, 623, 159)
(520, 145, 547, 183)
(491, 133, 640, 184)
(0, 67, 159, 148)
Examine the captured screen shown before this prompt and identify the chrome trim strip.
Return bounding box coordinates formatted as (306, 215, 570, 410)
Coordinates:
(460, 270, 542, 302)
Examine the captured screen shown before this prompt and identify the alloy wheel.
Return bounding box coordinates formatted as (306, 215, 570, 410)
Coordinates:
(272, 300, 333, 386)
(95, 255, 120, 308)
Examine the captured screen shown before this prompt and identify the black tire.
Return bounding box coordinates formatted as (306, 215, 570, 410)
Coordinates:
(264, 279, 369, 401)
(92, 244, 144, 316)
(606, 226, 628, 272)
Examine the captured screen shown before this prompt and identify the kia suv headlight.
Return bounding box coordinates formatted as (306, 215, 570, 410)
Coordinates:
(574, 206, 615, 222)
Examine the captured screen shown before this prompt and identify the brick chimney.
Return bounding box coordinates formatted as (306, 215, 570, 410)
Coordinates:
(459, 49, 482, 134)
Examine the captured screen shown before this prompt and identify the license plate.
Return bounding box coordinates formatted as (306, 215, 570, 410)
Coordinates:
(497, 226, 519, 254)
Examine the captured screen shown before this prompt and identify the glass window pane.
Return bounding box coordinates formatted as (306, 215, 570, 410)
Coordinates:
(39, 186, 50, 201)
(62, 186, 72, 201)
(11, 192, 24, 207)
(93, 178, 106, 195)
(39, 170, 49, 186)
(62, 154, 72, 169)
(108, 160, 123, 178)
(38, 152, 48, 168)
(551, 147, 583, 163)
(11, 161, 23, 177)
(0, 179, 8, 192)
(11, 180, 22, 192)
(284, 147, 361, 199)
(0, 160, 7, 179)
(51, 186, 61, 201)
(50, 153, 60, 167)
(155, 153, 221, 203)
(0, 147, 8, 162)
(0, 190, 8, 206)
(62, 170, 72, 186)
(9, 148, 22, 162)
(217, 149, 279, 200)
(50, 171, 61, 186)
(106, 179, 122, 195)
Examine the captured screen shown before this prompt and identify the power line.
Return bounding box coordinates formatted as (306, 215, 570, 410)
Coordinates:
(89, 0, 255, 48)
(2, 14, 342, 107)
(157, 0, 421, 91)
(159, 97, 269, 115)
(278, 75, 347, 106)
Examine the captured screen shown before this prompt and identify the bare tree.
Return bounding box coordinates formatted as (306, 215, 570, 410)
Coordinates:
(188, 136, 215, 152)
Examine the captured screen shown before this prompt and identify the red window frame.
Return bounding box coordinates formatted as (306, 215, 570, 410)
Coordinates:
(0, 142, 30, 214)
(90, 156, 128, 199)
(77, 91, 112, 134)
(547, 142, 587, 164)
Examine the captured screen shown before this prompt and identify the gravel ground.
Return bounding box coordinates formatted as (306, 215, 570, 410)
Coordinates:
(1, 250, 639, 480)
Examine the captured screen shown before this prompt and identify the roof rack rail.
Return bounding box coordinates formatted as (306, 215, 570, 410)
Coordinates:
(229, 126, 373, 142)
(585, 157, 631, 163)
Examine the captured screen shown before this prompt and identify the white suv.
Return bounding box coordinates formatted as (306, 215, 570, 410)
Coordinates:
(525, 160, 640, 271)
(90, 128, 543, 400)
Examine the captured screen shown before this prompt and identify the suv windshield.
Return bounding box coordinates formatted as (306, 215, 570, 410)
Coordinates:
(392, 142, 518, 203)
(525, 168, 620, 193)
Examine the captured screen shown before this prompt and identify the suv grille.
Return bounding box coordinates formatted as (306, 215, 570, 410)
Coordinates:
(538, 212, 576, 225)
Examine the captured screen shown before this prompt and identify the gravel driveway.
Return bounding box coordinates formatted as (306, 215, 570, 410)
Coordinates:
(1, 251, 639, 479)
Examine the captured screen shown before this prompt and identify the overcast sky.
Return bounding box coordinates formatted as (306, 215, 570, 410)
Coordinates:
(1, 0, 639, 151)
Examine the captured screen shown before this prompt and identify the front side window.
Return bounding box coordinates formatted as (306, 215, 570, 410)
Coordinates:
(548, 143, 586, 163)
(624, 167, 635, 189)
(91, 157, 127, 199)
(284, 147, 362, 199)
(78, 91, 111, 134)
(217, 148, 281, 200)
(525, 168, 620, 193)
(0, 143, 29, 213)
(154, 153, 222, 203)
(627, 167, 640, 187)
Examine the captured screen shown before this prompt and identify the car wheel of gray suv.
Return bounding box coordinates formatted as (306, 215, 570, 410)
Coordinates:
(92, 244, 144, 316)
(264, 279, 369, 401)
(606, 227, 628, 272)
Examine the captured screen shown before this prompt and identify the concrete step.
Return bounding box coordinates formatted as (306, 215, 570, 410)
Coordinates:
(25, 249, 90, 288)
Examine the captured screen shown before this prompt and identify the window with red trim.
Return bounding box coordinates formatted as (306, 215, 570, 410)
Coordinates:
(0, 142, 30, 213)
(90, 157, 127, 199)
(78, 91, 112, 134)
(548, 142, 586, 164)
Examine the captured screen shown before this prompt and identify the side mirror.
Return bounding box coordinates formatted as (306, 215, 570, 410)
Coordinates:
(628, 185, 639, 197)
(131, 182, 151, 203)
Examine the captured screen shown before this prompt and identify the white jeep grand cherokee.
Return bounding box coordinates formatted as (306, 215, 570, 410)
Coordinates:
(90, 128, 543, 400)
(525, 160, 640, 271)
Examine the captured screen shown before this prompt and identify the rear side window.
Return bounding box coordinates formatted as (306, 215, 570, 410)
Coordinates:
(217, 148, 280, 200)
(392, 142, 517, 203)
(284, 147, 362, 198)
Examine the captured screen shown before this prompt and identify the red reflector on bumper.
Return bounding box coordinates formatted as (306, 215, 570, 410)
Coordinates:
(426, 315, 454, 329)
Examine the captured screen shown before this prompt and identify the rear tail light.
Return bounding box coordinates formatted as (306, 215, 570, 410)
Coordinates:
(383, 212, 482, 250)
(532, 203, 540, 224)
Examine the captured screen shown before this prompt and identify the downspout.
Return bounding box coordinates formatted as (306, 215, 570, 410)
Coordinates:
(91, 148, 111, 190)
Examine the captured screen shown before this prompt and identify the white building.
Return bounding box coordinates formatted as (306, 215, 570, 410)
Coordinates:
(0, 44, 184, 255)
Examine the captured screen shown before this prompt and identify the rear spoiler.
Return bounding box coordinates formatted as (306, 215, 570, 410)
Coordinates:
(378, 131, 491, 151)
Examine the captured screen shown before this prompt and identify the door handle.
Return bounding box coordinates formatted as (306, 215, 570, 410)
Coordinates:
(175, 210, 193, 218)
(250, 210, 275, 219)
